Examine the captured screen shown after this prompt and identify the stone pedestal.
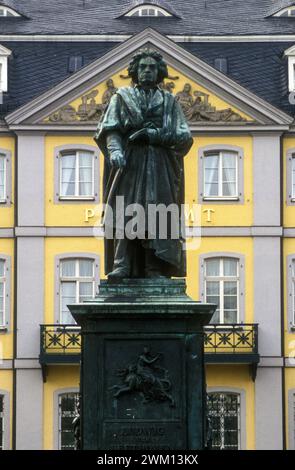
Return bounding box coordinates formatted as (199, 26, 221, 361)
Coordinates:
(69, 279, 215, 450)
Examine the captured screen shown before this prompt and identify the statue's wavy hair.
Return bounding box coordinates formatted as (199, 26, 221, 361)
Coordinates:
(128, 49, 168, 85)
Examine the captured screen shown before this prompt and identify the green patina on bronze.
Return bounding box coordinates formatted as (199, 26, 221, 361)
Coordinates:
(94, 49, 193, 279)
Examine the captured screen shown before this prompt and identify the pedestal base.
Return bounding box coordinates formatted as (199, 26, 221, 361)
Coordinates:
(69, 279, 215, 450)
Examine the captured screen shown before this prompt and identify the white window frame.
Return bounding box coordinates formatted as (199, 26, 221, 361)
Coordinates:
(288, 256, 295, 332)
(59, 150, 95, 200)
(0, 259, 6, 327)
(54, 144, 99, 204)
(59, 258, 96, 324)
(0, 256, 10, 331)
(203, 151, 238, 200)
(274, 7, 295, 17)
(204, 257, 240, 324)
(0, 153, 6, 202)
(198, 145, 244, 204)
(0, 45, 12, 93)
(0, 6, 20, 17)
(55, 253, 99, 325)
(125, 5, 172, 17)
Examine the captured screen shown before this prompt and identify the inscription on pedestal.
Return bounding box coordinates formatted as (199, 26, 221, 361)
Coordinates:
(104, 422, 184, 450)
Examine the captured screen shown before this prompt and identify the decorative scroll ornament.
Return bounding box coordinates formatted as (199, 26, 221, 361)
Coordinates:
(109, 346, 175, 407)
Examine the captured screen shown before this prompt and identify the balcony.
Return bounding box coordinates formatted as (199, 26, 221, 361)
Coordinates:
(204, 323, 259, 380)
(39, 323, 259, 380)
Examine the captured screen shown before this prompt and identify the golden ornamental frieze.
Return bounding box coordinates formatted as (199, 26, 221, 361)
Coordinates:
(45, 78, 252, 124)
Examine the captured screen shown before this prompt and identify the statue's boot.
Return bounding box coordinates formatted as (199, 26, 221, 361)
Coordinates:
(108, 237, 131, 280)
(144, 249, 167, 279)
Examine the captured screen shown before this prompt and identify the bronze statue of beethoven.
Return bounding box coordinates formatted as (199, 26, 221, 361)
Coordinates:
(95, 50, 193, 280)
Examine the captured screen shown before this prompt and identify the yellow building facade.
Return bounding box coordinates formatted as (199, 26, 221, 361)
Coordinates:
(0, 29, 295, 450)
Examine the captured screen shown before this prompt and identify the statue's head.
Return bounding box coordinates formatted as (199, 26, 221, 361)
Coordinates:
(106, 78, 114, 88)
(128, 49, 168, 87)
(184, 83, 191, 93)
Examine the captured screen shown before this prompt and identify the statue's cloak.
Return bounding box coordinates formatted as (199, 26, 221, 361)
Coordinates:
(94, 86, 193, 277)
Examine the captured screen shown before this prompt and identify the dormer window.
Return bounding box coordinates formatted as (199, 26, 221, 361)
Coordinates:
(0, 45, 11, 93)
(0, 6, 20, 17)
(284, 45, 295, 91)
(274, 6, 295, 17)
(125, 5, 172, 17)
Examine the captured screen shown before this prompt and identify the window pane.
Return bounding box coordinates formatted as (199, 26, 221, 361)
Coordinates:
(79, 282, 93, 302)
(79, 152, 92, 168)
(204, 154, 219, 196)
(60, 282, 76, 324)
(61, 260, 76, 277)
(224, 295, 237, 310)
(223, 259, 237, 276)
(61, 154, 76, 196)
(79, 182, 92, 196)
(224, 281, 237, 296)
(79, 259, 93, 277)
(206, 281, 219, 296)
(222, 153, 237, 196)
(224, 310, 237, 323)
(206, 259, 220, 276)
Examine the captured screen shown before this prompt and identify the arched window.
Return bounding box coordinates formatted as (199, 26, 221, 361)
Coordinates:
(207, 392, 241, 450)
(274, 7, 295, 17)
(287, 256, 295, 331)
(54, 144, 99, 203)
(0, 6, 20, 17)
(125, 5, 172, 17)
(200, 253, 245, 325)
(57, 392, 79, 450)
(198, 145, 244, 204)
(58, 257, 96, 324)
(0, 256, 11, 330)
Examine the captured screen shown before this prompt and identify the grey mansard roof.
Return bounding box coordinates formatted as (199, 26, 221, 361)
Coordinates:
(1, 0, 295, 36)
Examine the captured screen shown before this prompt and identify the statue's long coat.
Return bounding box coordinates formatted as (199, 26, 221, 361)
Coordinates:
(94, 86, 193, 277)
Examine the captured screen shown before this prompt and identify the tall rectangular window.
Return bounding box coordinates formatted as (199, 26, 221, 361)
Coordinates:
(60, 151, 94, 198)
(207, 392, 241, 450)
(0, 260, 5, 327)
(58, 393, 79, 450)
(60, 259, 95, 324)
(0, 395, 4, 450)
(292, 261, 295, 325)
(0, 155, 6, 201)
(292, 157, 295, 199)
(204, 151, 238, 199)
(205, 258, 239, 324)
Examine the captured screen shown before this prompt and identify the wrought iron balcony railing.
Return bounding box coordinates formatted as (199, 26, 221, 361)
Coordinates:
(39, 323, 259, 379)
(204, 323, 258, 356)
(39, 324, 81, 363)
